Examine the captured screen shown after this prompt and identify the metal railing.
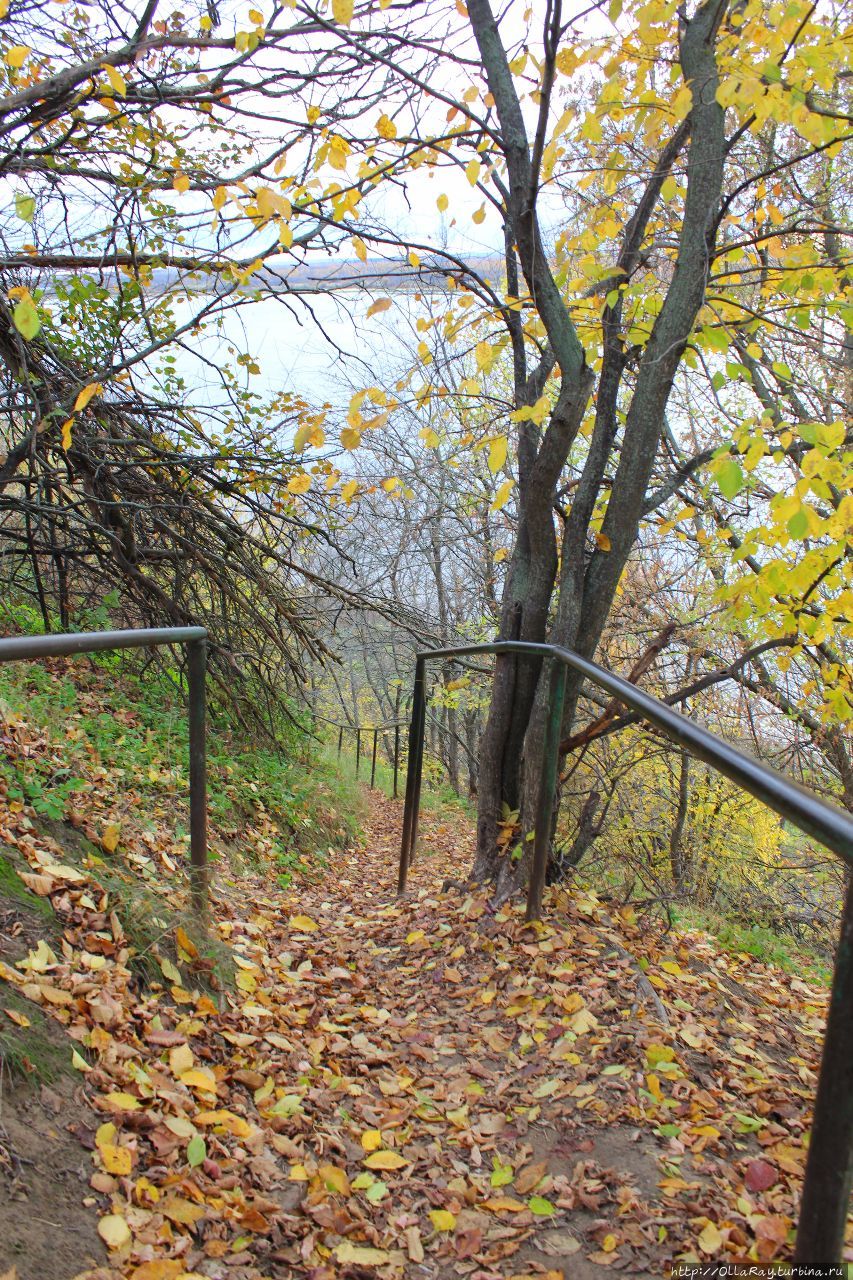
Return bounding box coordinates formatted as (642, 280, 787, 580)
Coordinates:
(0, 627, 209, 918)
(397, 640, 853, 1264)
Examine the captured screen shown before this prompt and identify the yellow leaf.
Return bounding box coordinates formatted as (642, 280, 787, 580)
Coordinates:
(428, 1208, 456, 1231)
(98, 1214, 131, 1249)
(289, 914, 319, 932)
(475, 340, 495, 372)
(307, 104, 320, 124)
(483, 1196, 527, 1212)
(279, 223, 293, 249)
(698, 1221, 723, 1254)
(340, 427, 361, 451)
(101, 1143, 132, 1175)
(159, 955, 181, 984)
(287, 473, 312, 494)
(494, 547, 508, 563)
(491, 479, 513, 512)
(335, 1244, 391, 1265)
(602, 1233, 617, 1252)
(71, 1049, 91, 1072)
(472, 203, 485, 224)
(73, 382, 102, 413)
(488, 436, 507, 474)
(466, 158, 481, 185)
(175, 925, 198, 959)
(363, 1149, 408, 1170)
(366, 297, 392, 318)
(212, 186, 228, 211)
(130, 1261, 185, 1280)
(161, 1195, 205, 1225)
(194, 1109, 252, 1137)
(360, 1129, 382, 1151)
(377, 113, 397, 140)
(4, 45, 30, 68)
(179, 1068, 217, 1094)
(169, 1042, 194, 1075)
(101, 823, 120, 853)
(61, 419, 73, 451)
(352, 236, 367, 262)
(319, 1163, 351, 1195)
(594, 532, 611, 551)
(332, 0, 354, 25)
(103, 64, 127, 96)
(4, 1008, 30, 1028)
(341, 479, 358, 502)
(437, 193, 448, 212)
(248, 7, 263, 21)
(104, 1091, 141, 1111)
(173, 173, 191, 193)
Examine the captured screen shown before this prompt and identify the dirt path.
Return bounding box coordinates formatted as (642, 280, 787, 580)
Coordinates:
(0, 788, 835, 1278)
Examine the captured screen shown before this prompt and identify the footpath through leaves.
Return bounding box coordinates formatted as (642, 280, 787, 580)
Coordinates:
(0, 784, 840, 1277)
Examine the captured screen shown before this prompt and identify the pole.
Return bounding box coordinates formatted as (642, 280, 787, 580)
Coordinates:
(337, 725, 343, 758)
(393, 723, 400, 800)
(525, 659, 567, 923)
(398, 658, 426, 894)
(356, 728, 361, 778)
(794, 875, 853, 1264)
(187, 638, 208, 920)
(371, 728, 378, 788)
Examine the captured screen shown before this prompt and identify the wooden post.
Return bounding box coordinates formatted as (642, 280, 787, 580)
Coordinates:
(187, 639, 208, 920)
(337, 725, 343, 758)
(794, 874, 853, 1264)
(526, 659, 567, 923)
(398, 659, 426, 893)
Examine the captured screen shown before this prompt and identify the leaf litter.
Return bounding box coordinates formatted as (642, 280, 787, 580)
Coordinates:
(0, 771, 844, 1278)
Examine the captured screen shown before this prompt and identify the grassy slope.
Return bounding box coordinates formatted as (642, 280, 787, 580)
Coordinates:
(0, 647, 364, 1077)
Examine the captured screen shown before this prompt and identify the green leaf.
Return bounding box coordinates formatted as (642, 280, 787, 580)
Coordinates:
(490, 1160, 514, 1187)
(716, 457, 744, 499)
(15, 192, 35, 223)
(787, 510, 808, 540)
(365, 1178, 387, 1203)
(528, 1195, 555, 1216)
(186, 1134, 206, 1167)
(12, 297, 40, 341)
(702, 325, 729, 352)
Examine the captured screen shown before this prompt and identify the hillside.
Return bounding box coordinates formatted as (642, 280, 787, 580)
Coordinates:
(0, 654, 841, 1278)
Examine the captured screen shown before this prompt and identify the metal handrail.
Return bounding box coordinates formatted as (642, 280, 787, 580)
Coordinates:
(398, 642, 853, 908)
(0, 627, 209, 917)
(397, 639, 853, 1263)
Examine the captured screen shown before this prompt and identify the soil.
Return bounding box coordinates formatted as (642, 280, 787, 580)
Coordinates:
(0, 1061, 106, 1279)
(0, 836, 106, 1280)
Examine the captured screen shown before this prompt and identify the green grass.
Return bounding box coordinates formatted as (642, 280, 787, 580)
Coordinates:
(0, 849, 55, 922)
(674, 905, 832, 985)
(323, 736, 473, 819)
(0, 641, 369, 1010)
(0, 987, 75, 1083)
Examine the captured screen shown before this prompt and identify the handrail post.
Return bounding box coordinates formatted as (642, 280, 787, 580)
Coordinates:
(371, 727, 378, 788)
(794, 874, 853, 1264)
(356, 727, 361, 778)
(187, 637, 208, 921)
(398, 657, 426, 894)
(526, 658, 567, 923)
(393, 723, 400, 799)
(337, 725, 343, 758)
